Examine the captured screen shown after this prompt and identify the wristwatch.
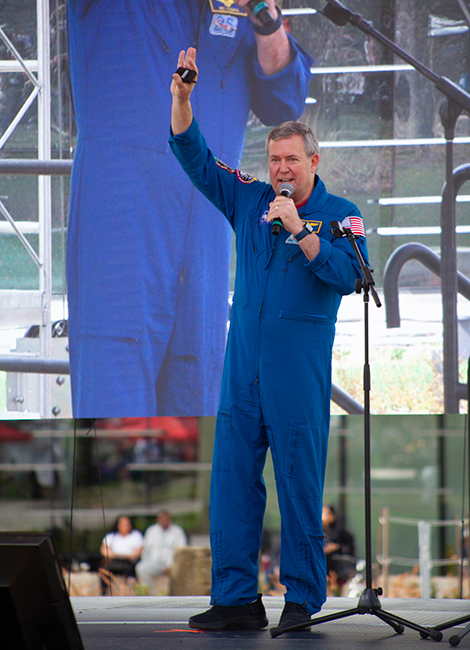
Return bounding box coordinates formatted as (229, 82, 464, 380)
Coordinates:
(294, 222, 314, 242)
(252, 6, 283, 36)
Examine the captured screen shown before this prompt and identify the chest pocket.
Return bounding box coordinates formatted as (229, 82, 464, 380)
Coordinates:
(279, 249, 337, 319)
(198, 10, 251, 70)
(232, 209, 269, 308)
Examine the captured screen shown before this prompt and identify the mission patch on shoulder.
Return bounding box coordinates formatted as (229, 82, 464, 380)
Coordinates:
(215, 158, 235, 174)
(236, 169, 257, 184)
(215, 158, 257, 183)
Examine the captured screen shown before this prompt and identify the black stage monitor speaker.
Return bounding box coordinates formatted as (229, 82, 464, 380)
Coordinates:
(0, 532, 84, 650)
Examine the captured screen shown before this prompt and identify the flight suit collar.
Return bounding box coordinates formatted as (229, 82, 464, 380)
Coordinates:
(298, 174, 329, 217)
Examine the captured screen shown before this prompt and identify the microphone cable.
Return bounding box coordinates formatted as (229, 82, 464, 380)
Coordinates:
(92, 420, 112, 596)
(67, 419, 111, 595)
(67, 418, 78, 596)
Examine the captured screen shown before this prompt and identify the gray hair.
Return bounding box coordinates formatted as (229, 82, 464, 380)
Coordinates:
(266, 121, 319, 157)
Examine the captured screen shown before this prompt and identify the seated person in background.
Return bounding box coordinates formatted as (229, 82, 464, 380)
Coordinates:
(100, 515, 143, 593)
(135, 510, 187, 589)
(322, 504, 356, 593)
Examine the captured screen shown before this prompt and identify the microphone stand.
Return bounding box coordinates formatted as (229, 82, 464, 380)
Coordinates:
(270, 222, 441, 640)
(320, 0, 470, 114)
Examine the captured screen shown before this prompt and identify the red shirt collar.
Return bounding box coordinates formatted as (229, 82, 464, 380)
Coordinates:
(295, 198, 309, 209)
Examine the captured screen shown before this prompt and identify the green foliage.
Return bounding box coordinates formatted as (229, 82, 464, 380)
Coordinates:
(332, 343, 443, 414)
(133, 583, 151, 596)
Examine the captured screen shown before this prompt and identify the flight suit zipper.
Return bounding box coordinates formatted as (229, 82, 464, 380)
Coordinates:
(253, 234, 280, 384)
(288, 250, 302, 263)
(151, 0, 205, 53)
(253, 207, 286, 384)
(249, 218, 257, 253)
(260, 234, 279, 317)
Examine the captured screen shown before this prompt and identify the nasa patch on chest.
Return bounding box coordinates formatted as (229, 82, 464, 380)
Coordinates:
(259, 209, 269, 225)
(209, 14, 239, 37)
(285, 220, 322, 244)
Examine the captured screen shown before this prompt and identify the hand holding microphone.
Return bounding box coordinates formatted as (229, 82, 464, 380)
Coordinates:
(247, 1, 275, 27)
(271, 182, 294, 235)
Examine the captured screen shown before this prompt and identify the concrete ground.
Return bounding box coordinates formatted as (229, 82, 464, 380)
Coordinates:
(71, 595, 470, 650)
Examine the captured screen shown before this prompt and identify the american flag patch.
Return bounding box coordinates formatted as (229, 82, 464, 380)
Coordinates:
(341, 215, 365, 238)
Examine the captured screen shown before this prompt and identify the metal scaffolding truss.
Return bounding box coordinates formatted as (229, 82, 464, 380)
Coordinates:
(0, 0, 67, 418)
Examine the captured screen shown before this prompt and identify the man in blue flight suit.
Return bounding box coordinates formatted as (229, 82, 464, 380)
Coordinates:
(169, 48, 368, 631)
(66, 0, 313, 417)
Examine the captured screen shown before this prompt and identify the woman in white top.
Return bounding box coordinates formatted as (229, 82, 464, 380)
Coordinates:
(100, 516, 143, 592)
(100, 515, 143, 562)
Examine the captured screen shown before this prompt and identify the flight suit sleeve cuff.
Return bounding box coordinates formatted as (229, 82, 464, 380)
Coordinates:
(169, 116, 199, 144)
(252, 36, 313, 90)
(304, 236, 332, 272)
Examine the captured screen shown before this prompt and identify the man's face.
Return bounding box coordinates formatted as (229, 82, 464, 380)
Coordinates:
(268, 134, 319, 205)
(158, 512, 171, 529)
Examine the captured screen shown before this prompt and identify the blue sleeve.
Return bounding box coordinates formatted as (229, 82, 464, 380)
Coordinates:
(307, 214, 369, 296)
(67, 0, 101, 17)
(249, 36, 314, 125)
(170, 119, 269, 231)
(169, 119, 238, 228)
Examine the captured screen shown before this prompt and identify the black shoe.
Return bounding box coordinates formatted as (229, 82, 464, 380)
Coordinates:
(188, 594, 268, 631)
(277, 601, 311, 631)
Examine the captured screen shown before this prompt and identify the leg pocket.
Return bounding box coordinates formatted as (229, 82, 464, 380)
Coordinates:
(212, 407, 232, 472)
(283, 421, 328, 500)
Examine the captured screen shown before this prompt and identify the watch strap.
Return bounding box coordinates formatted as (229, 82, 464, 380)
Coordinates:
(295, 223, 313, 242)
(252, 6, 283, 36)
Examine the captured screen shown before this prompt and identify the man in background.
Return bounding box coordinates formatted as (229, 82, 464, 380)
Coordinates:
(135, 511, 186, 589)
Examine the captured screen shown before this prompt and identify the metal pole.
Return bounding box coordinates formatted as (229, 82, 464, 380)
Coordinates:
(338, 418, 347, 525)
(440, 101, 461, 413)
(418, 521, 431, 599)
(381, 507, 390, 597)
(37, 0, 52, 417)
(438, 414, 447, 575)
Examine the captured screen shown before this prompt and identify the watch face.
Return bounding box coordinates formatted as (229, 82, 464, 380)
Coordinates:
(305, 223, 314, 233)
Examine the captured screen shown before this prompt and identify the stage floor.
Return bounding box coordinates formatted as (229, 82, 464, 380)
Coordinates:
(72, 595, 470, 649)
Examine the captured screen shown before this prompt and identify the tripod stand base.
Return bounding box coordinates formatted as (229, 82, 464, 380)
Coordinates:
(449, 628, 470, 647)
(418, 613, 470, 646)
(270, 588, 442, 640)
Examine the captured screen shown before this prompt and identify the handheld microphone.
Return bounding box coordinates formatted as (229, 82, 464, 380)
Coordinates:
(272, 182, 294, 236)
(247, 0, 274, 27)
(321, 0, 353, 27)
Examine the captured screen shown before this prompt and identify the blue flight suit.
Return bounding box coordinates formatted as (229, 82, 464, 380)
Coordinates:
(170, 118, 368, 612)
(66, 0, 313, 417)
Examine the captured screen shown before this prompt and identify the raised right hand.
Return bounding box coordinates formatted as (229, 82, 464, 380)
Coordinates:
(170, 47, 198, 101)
